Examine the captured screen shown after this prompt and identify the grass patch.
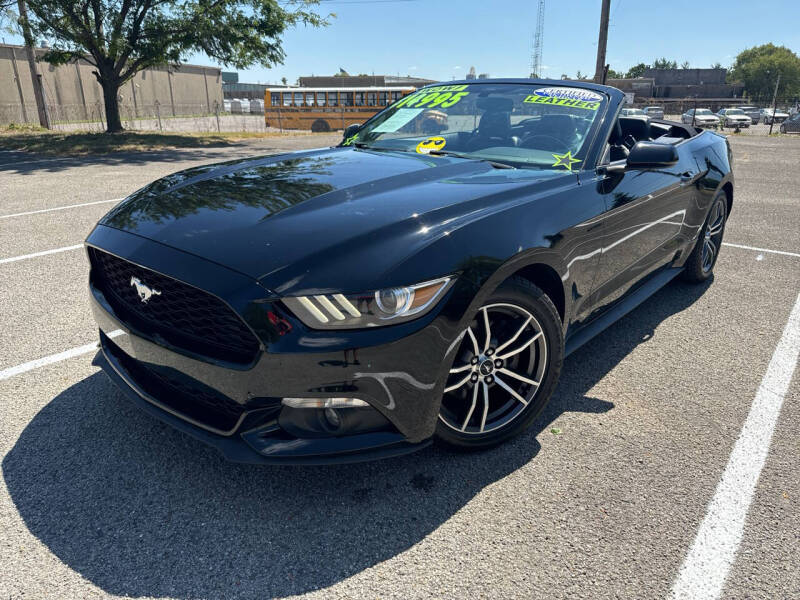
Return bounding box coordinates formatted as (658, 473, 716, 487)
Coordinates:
(0, 128, 321, 156)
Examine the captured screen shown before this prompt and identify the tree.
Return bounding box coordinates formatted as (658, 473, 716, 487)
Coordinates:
(681, 60, 690, 69)
(575, 70, 590, 80)
(711, 62, 723, 70)
(730, 43, 800, 102)
(281, 76, 287, 86)
(625, 62, 648, 78)
(653, 57, 678, 69)
(606, 67, 623, 79)
(13, 0, 328, 132)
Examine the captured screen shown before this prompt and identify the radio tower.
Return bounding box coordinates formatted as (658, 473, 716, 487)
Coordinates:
(530, 0, 545, 78)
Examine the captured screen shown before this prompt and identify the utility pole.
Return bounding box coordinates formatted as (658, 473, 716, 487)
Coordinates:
(593, 0, 611, 84)
(768, 72, 781, 135)
(17, 0, 50, 128)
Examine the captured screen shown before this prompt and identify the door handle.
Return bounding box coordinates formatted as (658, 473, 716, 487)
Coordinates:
(680, 171, 695, 181)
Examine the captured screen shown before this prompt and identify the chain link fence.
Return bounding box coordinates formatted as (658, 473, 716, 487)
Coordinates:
(4, 95, 799, 136)
(633, 97, 800, 136)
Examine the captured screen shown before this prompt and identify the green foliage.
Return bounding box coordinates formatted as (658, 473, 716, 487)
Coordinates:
(606, 67, 624, 79)
(625, 63, 648, 79)
(681, 61, 690, 69)
(653, 57, 678, 70)
(730, 43, 800, 102)
(25, 0, 329, 74)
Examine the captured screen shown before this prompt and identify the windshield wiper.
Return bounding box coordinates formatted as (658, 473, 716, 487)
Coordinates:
(353, 142, 412, 153)
(428, 149, 516, 169)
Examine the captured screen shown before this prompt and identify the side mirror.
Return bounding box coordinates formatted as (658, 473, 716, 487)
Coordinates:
(343, 123, 361, 141)
(626, 141, 679, 168)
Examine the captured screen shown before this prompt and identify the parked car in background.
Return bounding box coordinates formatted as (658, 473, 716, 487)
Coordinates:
(682, 108, 720, 128)
(760, 108, 789, 125)
(620, 107, 646, 116)
(736, 106, 761, 124)
(715, 108, 751, 128)
(249, 99, 264, 114)
(780, 112, 800, 134)
(643, 106, 664, 119)
(230, 99, 251, 114)
(223, 99, 232, 113)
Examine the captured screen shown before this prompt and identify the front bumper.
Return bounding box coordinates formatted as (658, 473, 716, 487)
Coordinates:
(86, 225, 468, 464)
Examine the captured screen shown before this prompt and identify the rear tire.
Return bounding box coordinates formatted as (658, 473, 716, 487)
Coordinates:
(311, 119, 331, 133)
(435, 278, 564, 450)
(682, 191, 728, 283)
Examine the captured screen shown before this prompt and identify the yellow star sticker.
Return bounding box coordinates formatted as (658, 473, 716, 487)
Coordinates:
(552, 150, 581, 171)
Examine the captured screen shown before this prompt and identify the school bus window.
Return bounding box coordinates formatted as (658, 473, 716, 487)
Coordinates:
(391, 91, 402, 103)
(282, 93, 291, 107)
(379, 91, 388, 106)
(270, 93, 281, 107)
(355, 92, 364, 106)
(327, 92, 338, 107)
(304, 92, 314, 106)
(367, 92, 377, 106)
(293, 92, 302, 106)
(343, 92, 354, 107)
(316, 92, 326, 106)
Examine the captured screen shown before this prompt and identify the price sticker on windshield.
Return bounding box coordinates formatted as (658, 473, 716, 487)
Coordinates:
(523, 87, 603, 111)
(393, 85, 470, 110)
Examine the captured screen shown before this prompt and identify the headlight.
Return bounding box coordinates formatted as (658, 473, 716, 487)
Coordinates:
(282, 276, 454, 329)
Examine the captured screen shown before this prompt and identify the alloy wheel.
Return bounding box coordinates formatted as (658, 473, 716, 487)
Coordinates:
(701, 198, 726, 273)
(440, 303, 548, 435)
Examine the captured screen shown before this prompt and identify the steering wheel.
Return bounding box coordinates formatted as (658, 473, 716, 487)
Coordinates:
(520, 134, 569, 153)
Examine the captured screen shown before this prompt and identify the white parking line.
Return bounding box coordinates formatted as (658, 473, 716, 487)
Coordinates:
(722, 242, 800, 259)
(0, 198, 122, 220)
(0, 330, 124, 381)
(0, 244, 83, 265)
(670, 291, 800, 600)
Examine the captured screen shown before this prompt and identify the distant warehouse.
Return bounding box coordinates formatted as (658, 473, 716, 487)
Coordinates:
(0, 43, 222, 125)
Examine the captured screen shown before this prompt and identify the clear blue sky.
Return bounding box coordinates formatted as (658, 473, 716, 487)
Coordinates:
(199, 0, 798, 84)
(5, 0, 798, 83)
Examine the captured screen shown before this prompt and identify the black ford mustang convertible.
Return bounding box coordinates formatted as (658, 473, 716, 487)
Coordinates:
(87, 80, 733, 464)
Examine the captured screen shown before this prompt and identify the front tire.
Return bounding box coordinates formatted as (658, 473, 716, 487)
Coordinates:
(435, 278, 564, 450)
(682, 191, 728, 283)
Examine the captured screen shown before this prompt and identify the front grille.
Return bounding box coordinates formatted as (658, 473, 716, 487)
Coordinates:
(103, 332, 245, 433)
(89, 248, 260, 365)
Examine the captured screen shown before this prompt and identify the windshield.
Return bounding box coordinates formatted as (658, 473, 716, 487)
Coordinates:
(696, 109, 713, 115)
(727, 109, 745, 115)
(343, 82, 608, 170)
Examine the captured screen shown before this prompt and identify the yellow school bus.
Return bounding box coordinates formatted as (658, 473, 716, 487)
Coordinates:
(264, 87, 417, 132)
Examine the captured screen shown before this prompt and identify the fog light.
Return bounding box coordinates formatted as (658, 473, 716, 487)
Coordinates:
(324, 407, 342, 429)
(281, 397, 369, 409)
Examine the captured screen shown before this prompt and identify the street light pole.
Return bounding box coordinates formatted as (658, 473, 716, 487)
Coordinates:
(593, 0, 611, 83)
(769, 72, 781, 135)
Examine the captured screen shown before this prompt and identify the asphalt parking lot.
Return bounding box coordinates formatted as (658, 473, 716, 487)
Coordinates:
(1, 134, 798, 599)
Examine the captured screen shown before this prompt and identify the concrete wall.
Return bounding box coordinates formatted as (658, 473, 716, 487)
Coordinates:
(643, 68, 728, 86)
(0, 43, 222, 125)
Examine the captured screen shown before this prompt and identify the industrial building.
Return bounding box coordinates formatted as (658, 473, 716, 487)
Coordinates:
(0, 43, 223, 125)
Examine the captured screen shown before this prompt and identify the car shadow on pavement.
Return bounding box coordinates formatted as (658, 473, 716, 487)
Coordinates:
(2, 278, 711, 598)
(0, 147, 264, 176)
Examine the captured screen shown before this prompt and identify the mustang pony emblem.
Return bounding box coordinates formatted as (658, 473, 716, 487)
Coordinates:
(130, 276, 161, 303)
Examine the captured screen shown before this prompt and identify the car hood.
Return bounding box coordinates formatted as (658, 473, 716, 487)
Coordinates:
(99, 146, 569, 295)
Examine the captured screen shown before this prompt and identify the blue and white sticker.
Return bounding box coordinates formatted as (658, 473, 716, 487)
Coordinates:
(523, 87, 603, 110)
